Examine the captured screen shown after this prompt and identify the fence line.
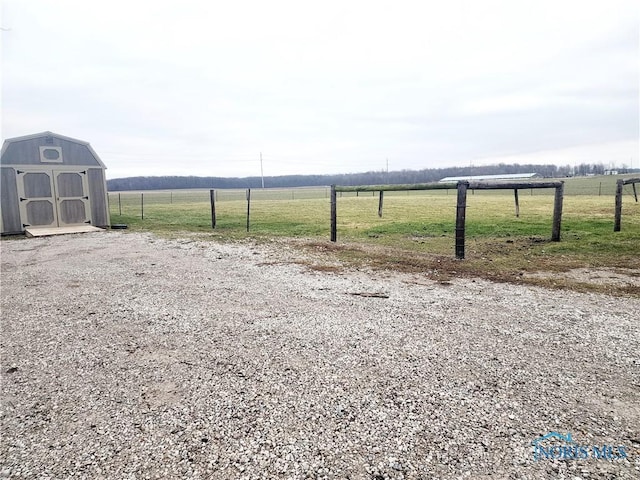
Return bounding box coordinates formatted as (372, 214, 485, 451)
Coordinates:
(106, 179, 638, 236)
(331, 181, 565, 260)
(614, 177, 640, 232)
(106, 177, 639, 208)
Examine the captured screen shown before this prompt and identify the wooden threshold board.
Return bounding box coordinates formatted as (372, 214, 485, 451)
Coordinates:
(24, 225, 105, 237)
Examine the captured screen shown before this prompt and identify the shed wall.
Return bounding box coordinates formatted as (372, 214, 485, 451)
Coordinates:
(88, 168, 110, 227)
(1, 167, 21, 233)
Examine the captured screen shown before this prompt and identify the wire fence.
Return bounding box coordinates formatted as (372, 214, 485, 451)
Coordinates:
(104, 177, 639, 239)
(107, 177, 639, 213)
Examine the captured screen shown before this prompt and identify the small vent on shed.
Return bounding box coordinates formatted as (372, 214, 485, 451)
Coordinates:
(45, 136, 54, 144)
(42, 148, 60, 160)
(39, 145, 63, 163)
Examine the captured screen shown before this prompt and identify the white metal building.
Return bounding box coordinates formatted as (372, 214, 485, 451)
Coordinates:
(438, 173, 541, 183)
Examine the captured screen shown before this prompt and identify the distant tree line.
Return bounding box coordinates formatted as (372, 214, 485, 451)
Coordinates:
(107, 162, 621, 191)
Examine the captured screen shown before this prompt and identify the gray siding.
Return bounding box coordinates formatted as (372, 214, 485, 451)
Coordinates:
(88, 168, 109, 227)
(1, 137, 102, 167)
(2, 133, 109, 233)
(1, 168, 22, 233)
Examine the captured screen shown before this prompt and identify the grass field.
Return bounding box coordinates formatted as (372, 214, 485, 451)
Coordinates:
(108, 175, 639, 295)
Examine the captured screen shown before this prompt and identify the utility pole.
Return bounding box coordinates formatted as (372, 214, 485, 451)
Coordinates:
(260, 152, 264, 189)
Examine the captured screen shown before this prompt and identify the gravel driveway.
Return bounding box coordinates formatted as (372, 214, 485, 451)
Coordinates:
(1, 231, 638, 479)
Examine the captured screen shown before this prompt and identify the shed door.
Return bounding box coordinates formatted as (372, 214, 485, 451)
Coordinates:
(16, 170, 91, 229)
(54, 171, 91, 226)
(17, 171, 58, 228)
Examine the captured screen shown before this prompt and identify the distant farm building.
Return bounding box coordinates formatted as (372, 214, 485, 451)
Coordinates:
(438, 173, 542, 183)
(1, 132, 110, 235)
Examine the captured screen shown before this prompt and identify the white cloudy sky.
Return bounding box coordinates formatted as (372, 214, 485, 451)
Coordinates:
(1, 0, 638, 179)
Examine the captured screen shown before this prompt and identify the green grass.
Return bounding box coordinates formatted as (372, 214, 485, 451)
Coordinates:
(107, 175, 640, 295)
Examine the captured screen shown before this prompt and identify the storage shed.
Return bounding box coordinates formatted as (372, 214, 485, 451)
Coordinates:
(1, 132, 110, 235)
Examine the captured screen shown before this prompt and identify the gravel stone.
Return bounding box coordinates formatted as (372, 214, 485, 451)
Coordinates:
(1, 232, 639, 479)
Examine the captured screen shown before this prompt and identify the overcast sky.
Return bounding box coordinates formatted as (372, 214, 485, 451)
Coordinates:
(2, 0, 638, 180)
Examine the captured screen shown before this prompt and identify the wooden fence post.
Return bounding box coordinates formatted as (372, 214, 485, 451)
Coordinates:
(514, 189, 520, 218)
(246, 188, 251, 232)
(633, 183, 638, 202)
(330, 185, 337, 242)
(551, 182, 564, 241)
(210, 189, 216, 229)
(141, 193, 144, 220)
(455, 182, 468, 259)
(118, 193, 121, 216)
(378, 191, 384, 217)
(614, 179, 623, 232)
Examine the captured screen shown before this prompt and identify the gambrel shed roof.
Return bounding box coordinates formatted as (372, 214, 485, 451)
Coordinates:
(1, 131, 106, 168)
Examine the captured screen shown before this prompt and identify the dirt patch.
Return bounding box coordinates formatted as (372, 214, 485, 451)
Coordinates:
(524, 267, 640, 287)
